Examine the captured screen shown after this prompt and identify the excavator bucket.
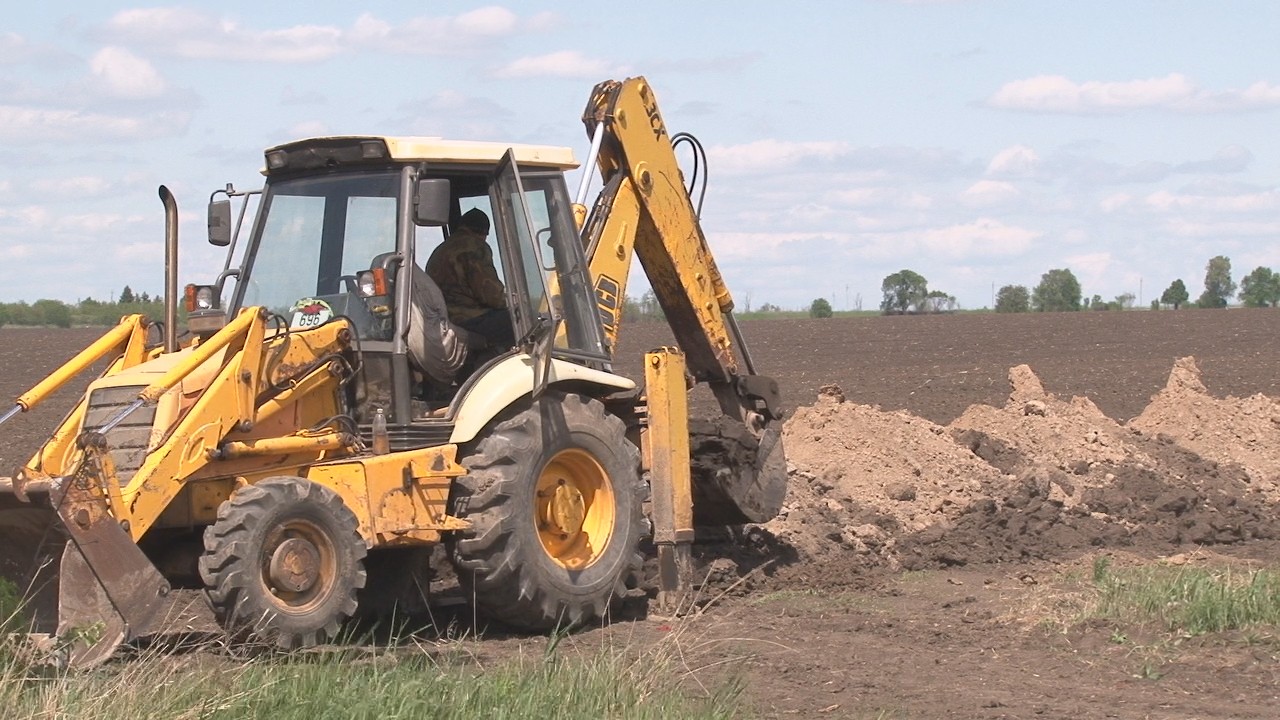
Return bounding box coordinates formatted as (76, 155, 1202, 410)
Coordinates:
(688, 418, 788, 526)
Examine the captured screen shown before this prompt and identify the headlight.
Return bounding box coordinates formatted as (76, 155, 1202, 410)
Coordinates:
(184, 284, 218, 312)
(358, 268, 389, 298)
(195, 286, 215, 309)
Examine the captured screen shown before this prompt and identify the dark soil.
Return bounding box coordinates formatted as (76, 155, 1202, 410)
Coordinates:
(619, 308, 1280, 424)
(4, 311, 1280, 718)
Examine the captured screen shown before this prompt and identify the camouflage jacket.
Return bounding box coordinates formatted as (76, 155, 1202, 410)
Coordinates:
(424, 228, 506, 323)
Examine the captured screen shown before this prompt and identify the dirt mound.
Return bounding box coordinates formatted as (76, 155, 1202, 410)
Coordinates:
(767, 384, 1008, 565)
(1130, 356, 1280, 502)
(732, 361, 1280, 583)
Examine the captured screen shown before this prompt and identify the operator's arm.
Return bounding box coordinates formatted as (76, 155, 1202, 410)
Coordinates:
(462, 239, 507, 310)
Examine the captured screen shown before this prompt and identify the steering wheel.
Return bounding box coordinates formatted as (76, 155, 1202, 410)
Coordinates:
(339, 274, 360, 293)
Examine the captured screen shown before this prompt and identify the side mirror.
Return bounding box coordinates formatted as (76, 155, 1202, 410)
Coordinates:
(414, 178, 451, 227)
(208, 199, 232, 247)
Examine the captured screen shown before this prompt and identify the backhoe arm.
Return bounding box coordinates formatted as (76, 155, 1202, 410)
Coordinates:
(581, 77, 786, 538)
(581, 77, 780, 426)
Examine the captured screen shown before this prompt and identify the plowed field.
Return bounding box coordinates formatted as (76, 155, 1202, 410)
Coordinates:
(4, 309, 1280, 718)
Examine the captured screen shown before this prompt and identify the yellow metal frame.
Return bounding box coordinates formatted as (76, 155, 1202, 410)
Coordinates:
(642, 347, 693, 606)
(19, 314, 154, 480)
(583, 78, 739, 380)
(306, 444, 469, 546)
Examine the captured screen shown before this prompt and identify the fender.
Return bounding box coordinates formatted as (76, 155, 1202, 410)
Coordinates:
(449, 354, 635, 445)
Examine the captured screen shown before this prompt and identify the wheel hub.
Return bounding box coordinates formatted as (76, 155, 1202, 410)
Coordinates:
(535, 448, 616, 569)
(541, 480, 586, 537)
(269, 537, 321, 593)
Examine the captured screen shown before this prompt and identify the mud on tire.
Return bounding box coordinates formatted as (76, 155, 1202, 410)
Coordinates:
(447, 392, 644, 631)
(199, 476, 367, 649)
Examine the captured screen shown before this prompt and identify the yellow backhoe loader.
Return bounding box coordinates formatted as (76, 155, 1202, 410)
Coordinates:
(0, 77, 786, 666)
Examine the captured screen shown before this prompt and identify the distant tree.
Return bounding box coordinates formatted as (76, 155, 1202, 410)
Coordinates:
(1150, 299, 1160, 311)
(1238, 266, 1280, 308)
(923, 290, 957, 313)
(880, 269, 928, 314)
(639, 289, 664, 321)
(32, 299, 72, 328)
(5, 301, 31, 326)
(0, 304, 7, 327)
(1032, 268, 1082, 312)
(994, 285, 1030, 313)
(1160, 279, 1189, 309)
(119, 285, 136, 304)
(809, 298, 833, 318)
(1196, 255, 1235, 308)
(621, 293, 643, 323)
(1114, 292, 1135, 310)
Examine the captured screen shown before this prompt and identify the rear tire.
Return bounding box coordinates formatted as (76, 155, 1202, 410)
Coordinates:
(199, 477, 367, 649)
(447, 392, 643, 631)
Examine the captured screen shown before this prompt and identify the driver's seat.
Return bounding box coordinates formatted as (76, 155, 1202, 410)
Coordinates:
(369, 252, 473, 387)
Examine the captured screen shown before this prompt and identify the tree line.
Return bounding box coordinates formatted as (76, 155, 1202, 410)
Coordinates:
(994, 255, 1276, 313)
(0, 286, 165, 328)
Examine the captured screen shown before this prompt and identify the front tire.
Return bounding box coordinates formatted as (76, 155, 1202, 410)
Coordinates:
(199, 477, 367, 649)
(448, 392, 643, 631)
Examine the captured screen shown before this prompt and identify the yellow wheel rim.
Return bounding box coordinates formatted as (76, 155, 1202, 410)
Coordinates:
(535, 449, 615, 570)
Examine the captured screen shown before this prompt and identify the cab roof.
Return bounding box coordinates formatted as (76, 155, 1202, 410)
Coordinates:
(263, 135, 579, 175)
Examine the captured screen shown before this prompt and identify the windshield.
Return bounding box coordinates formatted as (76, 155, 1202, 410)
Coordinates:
(237, 170, 399, 318)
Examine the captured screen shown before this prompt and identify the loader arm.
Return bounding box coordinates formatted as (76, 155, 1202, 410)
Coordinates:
(0, 314, 154, 496)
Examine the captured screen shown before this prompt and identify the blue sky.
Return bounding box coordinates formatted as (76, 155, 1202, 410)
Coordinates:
(3, 1, 1278, 310)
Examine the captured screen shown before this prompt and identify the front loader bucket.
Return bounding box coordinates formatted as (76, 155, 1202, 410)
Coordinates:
(0, 493, 65, 634)
(0, 479, 172, 667)
(688, 418, 788, 526)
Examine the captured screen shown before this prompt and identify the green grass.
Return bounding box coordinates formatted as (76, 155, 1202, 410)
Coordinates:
(0, 621, 747, 720)
(1087, 557, 1280, 636)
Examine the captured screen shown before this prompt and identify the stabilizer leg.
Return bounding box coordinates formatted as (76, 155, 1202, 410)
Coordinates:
(644, 348, 694, 612)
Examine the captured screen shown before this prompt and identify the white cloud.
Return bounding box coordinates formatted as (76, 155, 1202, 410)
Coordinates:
(986, 144, 1039, 177)
(492, 50, 625, 79)
(0, 206, 50, 228)
(102, 8, 344, 62)
(1143, 189, 1280, 213)
(350, 7, 520, 55)
(919, 218, 1037, 259)
(988, 73, 1280, 114)
(101, 7, 544, 63)
(0, 32, 32, 64)
(90, 46, 166, 99)
(30, 176, 112, 196)
(284, 121, 329, 139)
(0, 105, 189, 142)
(1065, 252, 1113, 287)
(452, 6, 520, 35)
(829, 187, 933, 210)
(52, 212, 149, 235)
(708, 139, 851, 175)
(1165, 218, 1280, 238)
(961, 180, 1019, 207)
(1099, 193, 1134, 212)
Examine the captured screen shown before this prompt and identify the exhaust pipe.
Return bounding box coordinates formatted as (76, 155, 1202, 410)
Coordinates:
(159, 186, 179, 353)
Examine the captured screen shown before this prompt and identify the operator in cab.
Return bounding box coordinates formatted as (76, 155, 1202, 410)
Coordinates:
(425, 208, 515, 352)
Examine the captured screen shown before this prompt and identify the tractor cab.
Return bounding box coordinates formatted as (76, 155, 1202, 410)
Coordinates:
(198, 137, 610, 444)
